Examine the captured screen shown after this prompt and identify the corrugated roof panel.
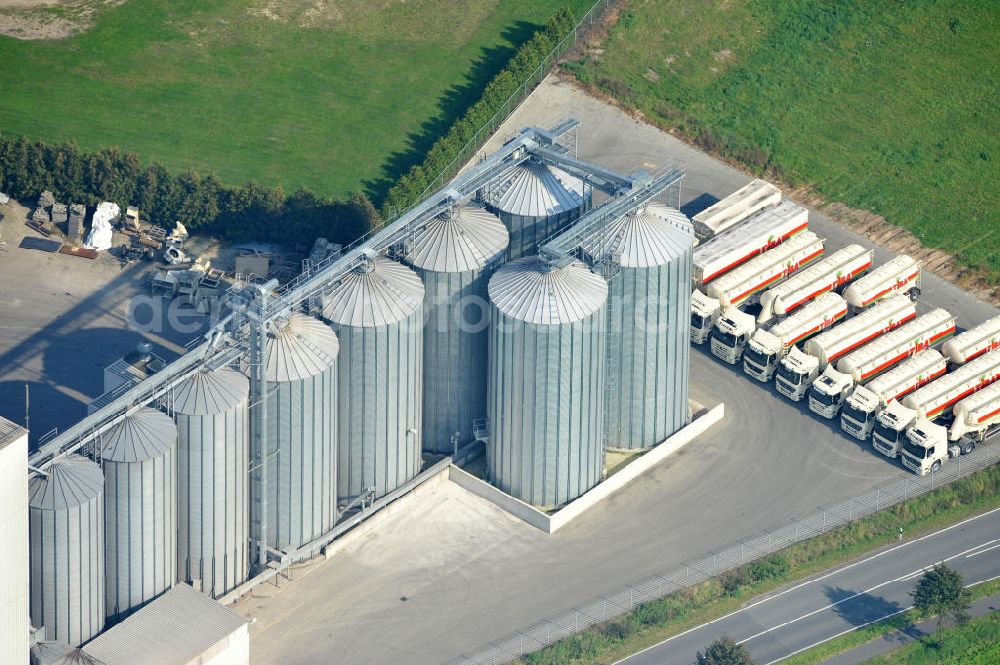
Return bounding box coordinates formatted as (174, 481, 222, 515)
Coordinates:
(488, 256, 608, 325)
(28, 454, 104, 511)
(323, 256, 424, 328)
(82, 584, 248, 665)
(406, 204, 508, 273)
(265, 313, 340, 383)
(170, 368, 248, 416)
(482, 159, 588, 217)
(31, 642, 106, 665)
(101, 407, 176, 463)
(580, 202, 693, 268)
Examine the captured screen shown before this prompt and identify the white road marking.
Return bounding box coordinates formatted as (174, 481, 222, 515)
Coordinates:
(763, 606, 912, 665)
(967, 543, 1000, 559)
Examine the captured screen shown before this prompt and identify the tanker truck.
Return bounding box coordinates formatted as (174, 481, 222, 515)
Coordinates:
(871, 351, 1000, 458)
(691, 179, 782, 242)
(941, 314, 1000, 366)
(693, 230, 825, 347)
(842, 254, 921, 310)
(756, 244, 872, 325)
(741, 293, 847, 381)
(774, 294, 916, 401)
(901, 383, 1000, 475)
(806, 308, 956, 418)
(840, 350, 947, 440)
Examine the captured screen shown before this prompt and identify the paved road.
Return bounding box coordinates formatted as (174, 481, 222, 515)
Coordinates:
(617, 507, 1000, 665)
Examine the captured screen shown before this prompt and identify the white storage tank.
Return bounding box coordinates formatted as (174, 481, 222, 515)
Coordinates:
(404, 205, 509, 453)
(324, 256, 424, 501)
(582, 203, 694, 449)
(487, 256, 608, 506)
(29, 455, 105, 646)
(481, 158, 591, 260)
(1, 419, 29, 664)
(170, 368, 250, 599)
(102, 408, 176, 622)
(263, 314, 339, 551)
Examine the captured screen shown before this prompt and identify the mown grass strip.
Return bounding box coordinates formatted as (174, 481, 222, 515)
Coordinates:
(862, 607, 1000, 665)
(517, 463, 1000, 665)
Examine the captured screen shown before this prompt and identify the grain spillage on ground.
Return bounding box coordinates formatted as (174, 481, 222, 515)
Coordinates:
(0, 0, 591, 199)
(572, 0, 1000, 282)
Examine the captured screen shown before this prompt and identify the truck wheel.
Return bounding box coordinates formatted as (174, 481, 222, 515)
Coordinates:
(909, 287, 921, 301)
(931, 460, 941, 473)
(961, 440, 975, 455)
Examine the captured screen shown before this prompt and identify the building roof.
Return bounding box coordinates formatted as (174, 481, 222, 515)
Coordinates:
(171, 368, 249, 416)
(265, 313, 339, 383)
(102, 407, 176, 463)
(31, 642, 105, 665)
(580, 202, 693, 268)
(323, 256, 424, 327)
(83, 584, 249, 665)
(488, 256, 608, 326)
(28, 455, 103, 512)
(405, 204, 508, 273)
(481, 159, 589, 217)
(0, 414, 27, 451)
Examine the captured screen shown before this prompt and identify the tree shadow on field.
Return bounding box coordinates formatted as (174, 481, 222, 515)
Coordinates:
(364, 20, 540, 204)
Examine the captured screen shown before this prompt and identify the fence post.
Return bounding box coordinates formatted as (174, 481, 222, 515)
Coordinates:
(876, 487, 881, 510)
(849, 498, 853, 521)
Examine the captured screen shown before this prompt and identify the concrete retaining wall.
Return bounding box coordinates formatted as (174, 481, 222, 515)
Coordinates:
(449, 403, 725, 534)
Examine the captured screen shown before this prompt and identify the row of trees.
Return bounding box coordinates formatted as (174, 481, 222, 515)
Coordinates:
(0, 135, 380, 248)
(380, 6, 578, 217)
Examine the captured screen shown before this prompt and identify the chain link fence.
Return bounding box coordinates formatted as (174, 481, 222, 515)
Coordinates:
(445, 443, 1000, 664)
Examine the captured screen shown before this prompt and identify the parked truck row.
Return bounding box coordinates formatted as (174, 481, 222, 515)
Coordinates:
(685, 180, 999, 476)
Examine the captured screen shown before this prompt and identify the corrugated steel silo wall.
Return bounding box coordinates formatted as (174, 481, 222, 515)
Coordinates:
(490, 205, 587, 261)
(175, 402, 249, 598)
(104, 447, 175, 621)
(265, 367, 336, 551)
(604, 248, 692, 449)
(487, 309, 606, 506)
(30, 480, 104, 645)
(335, 313, 422, 500)
(0, 431, 29, 663)
(417, 267, 491, 453)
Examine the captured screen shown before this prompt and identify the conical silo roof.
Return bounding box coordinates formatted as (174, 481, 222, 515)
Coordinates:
(265, 313, 340, 383)
(581, 202, 694, 268)
(28, 455, 104, 511)
(31, 642, 106, 665)
(406, 205, 508, 273)
(102, 407, 176, 463)
(171, 368, 249, 416)
(488, 256, 608, 325)
(482, 159, 588, 217)
(323, 256, 424, 327)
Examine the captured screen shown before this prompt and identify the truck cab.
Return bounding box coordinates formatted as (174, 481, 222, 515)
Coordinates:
(808, 366, 854, 418)
(775, 347, 819, 401)
(743, 329, 783, 381)
(690, 290, 721, 344)
(710, 308, 756, 364)
(871, 401, 917, 458)
(840, 386, 881, 439)
(901, 420, 952, 475)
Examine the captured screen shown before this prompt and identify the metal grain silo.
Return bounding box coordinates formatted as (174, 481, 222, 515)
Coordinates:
(581, 203, 694, 449)
(263, 313, 338, 551)
(404, 204, 509, 454)
(481, 158, 591, 260)
(323, 256, 424, 501)
(28, 455, 104, 646)
(171, 368, 249, 599)
(487, 256, 608, 506)
(101, 408, 176, 622)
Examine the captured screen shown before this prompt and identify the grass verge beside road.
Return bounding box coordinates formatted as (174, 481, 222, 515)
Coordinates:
(863, 608, 1000, 664)
(565, 0, 1000, 283)
(517, 463, 1000, 665)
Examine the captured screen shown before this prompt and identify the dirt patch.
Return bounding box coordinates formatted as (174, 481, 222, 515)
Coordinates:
(558, 73, 1000, 307)
(0, 0, 126, 40)
(713, 48, 733, 61)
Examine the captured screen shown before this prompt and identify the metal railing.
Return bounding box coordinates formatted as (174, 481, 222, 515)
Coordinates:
(445, 443, 1000, 664)
(381, 0, 620, 222)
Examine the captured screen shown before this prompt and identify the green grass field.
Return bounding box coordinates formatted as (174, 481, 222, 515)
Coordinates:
(864, 609, 1000, 664)
(0, 0, 590, 200)
(569, 0, 1000, 281)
